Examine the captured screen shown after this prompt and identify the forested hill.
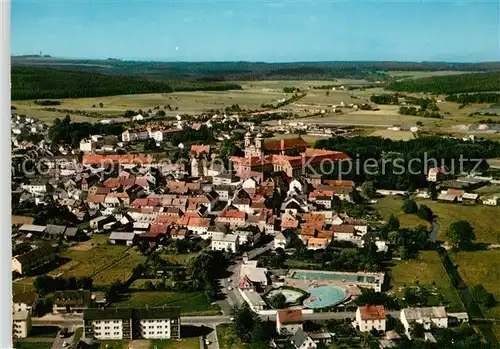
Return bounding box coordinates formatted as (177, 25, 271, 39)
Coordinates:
(12, 57, 500, 82)
(387, 71, 500, 94)
(11, 67, 242, 100)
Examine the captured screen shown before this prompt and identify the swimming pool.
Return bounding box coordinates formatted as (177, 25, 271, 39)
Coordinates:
(267, 289, 304, 304)
(292, 270, 376, 284)
(303, 285, 347, 308)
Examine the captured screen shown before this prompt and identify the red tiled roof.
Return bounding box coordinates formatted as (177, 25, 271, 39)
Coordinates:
(263, 137, 308, 152)
(220, 210, 246, 219)
(277, 309, 303, 324)
(359, 306, 386, 321)
(87, 195, 106, 203)
(191, 145, 210, 156)
(187, 217, 211, 228)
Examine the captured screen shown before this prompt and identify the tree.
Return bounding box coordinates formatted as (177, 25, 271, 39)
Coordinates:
(156, 110, 166, 117)
(471, 284, 496, 308)
(269, 293, 287, 309)
(446, 220, 476, 251)
(428, 182, 438, 200)
(360, 181, 376, 199)
(417, 205, 433, 222)
(411, 323, 425, 339)
(144, 138, 158, 151)
(402, 199, 418, 214)
(387, 214, 400, 231)
(99, 102, 104, 108)
(230, 304, 260, 343)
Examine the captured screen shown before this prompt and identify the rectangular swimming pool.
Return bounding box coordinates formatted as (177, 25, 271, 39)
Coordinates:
(291, 271, 376, 284)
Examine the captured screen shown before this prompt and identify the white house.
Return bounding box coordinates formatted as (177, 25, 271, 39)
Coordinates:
(400, 307, 448, 338)
(211, 232, 239, 252)
(274, 231, 290, 250)
(21, 181, 48, 195)
(482, 196, 499, 206)
(80, 139, 97, 153)
(355, 306, 386, 333)
(13, 310, 31, 338)
(291, 329, 317, 349)
(277, 309, 304, 335)
(427, 167, 446, 182)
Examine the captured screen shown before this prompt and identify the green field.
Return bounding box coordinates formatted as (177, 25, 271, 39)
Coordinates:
(14, 342, 53, 349)
(114, 291, 220, 316)
(372, 196, 431, 229)
(216, 325, 246, 349)
(452, 250, 500, 319)
(419, 200, 500, 244)
(389, 251, 464, 312)
(13, 277, 36, 296)
(150, 338, 200, 349)
(53, 236, 145, 286)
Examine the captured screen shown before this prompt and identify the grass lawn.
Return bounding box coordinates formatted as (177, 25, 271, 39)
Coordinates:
(98, 340, 128, 349)
(373, 196, 431, 229)
(114, 291, 220, 316)
(389, 251, 464, 312)
(217, 324, 246, 349)
(129, 279, 165, 289)
(12, 278, 36, 296)
(162, 253, 197, 265)
(54, 237, 145, 286)
(452, 250, 500, 319)
(14, 343, 53, 349)
(150, 338, 199, 349)
(418, 200, 500, 244)
(29, 326, 60, 338)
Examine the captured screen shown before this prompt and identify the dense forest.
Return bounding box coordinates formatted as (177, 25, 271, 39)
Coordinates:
(11, 67, 242, 100)
(314, 136, 500, 190)
(387, 72, 500, 94)
(445, 93, 500, 104)
(12, 57, 500, 82)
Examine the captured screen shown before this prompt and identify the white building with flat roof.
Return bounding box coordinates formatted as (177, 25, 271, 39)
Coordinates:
(211, 232, 239, 252)
(400, 306, 448, 338)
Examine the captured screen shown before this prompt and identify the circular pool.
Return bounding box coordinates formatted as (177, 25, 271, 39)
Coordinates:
(303, 285, 347, 308)
(267, 288, 305, 304)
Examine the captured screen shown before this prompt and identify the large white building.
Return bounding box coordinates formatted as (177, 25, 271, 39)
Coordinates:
(211, 232, 239, 252)
(83, 307, 180, 340)
(400, 306, 448, 338)
(355, 306, 386, 333)
(13, 310, 32, 338)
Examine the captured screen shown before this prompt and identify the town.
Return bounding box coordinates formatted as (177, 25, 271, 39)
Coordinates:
(11, 90, 500, 349)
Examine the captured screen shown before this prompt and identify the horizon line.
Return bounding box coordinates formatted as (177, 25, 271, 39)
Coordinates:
(11, 55, 500, 65)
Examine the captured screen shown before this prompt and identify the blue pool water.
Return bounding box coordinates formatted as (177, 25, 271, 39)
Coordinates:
(292, 271, 376, 284)
(304, 285, 346, 308)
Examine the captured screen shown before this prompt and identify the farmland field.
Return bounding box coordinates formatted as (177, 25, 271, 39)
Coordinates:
(418, 200, 500, 244)
(52, 236, 145, 286)
(114, 291, 220, 316)
(373, 196, 431, 229)
(389, 251, 464, 312)
(452, 250, 500, 319)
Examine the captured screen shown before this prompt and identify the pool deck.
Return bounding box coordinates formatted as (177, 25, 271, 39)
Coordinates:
(285, 269, 385, 292)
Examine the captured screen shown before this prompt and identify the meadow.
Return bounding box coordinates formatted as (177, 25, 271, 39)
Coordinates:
(389, 251, 464, 312)
(451, 250, 500, 319)
(114, 291, 220, 316)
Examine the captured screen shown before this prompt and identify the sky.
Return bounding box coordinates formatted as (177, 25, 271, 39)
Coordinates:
(10, 0, 500, 62)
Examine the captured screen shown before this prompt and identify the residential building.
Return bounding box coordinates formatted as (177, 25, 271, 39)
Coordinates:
(355, 306, 386, 333)
(12, 246, 56, 275)
(427, 167, 447, 182)
(13, 310, 31, 338)
(109, 232, 137, 246)
(274, 231, 289, 250)
(211, 232, 239, 252)
(277, 309, 303, 335)
(400, 307, 448, 337)
(83, 307, 180, 340)
(53, 290, 93, 314)
(291, 329, 317, 349)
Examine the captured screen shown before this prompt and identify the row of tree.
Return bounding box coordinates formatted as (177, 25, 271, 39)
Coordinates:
(445, 92, 500, 104)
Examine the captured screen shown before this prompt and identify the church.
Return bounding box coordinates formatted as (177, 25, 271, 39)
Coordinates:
(230, 133, 350, 179)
